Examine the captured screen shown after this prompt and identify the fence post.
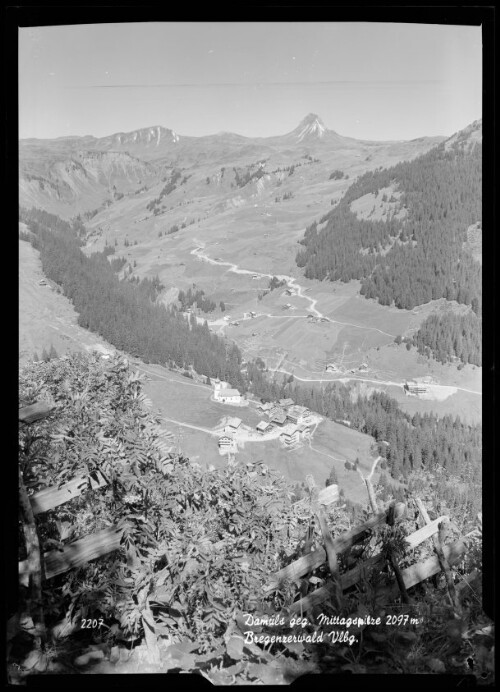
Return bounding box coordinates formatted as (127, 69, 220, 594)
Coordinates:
(416, 497, 460, 612)
(356, 456, 382, 514)
(305, 475, 343, 610)
(386, 503, 410, 605)
(18, 468, 46, 652)
(18, 402, 55, 657)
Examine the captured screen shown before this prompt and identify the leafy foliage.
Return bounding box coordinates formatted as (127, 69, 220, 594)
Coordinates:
(19, 354, 315, 643)
(17, 353, 489, 680)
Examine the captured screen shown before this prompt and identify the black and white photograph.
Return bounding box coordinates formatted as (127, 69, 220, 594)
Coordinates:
(11, 13, 494, 684)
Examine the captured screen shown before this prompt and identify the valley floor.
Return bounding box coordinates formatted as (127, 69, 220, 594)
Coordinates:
(19, 230, 481, 506)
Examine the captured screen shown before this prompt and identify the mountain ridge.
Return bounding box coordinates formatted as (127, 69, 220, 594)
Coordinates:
(18, 117, 479, 220)
(21, 112, 465, 147)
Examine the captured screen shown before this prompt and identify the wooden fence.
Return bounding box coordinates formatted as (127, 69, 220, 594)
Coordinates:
(18, 403, 175, 588)
(18, 404, 126, 595)
(18, 468, 119, 586)
(265, 475, 479, 614)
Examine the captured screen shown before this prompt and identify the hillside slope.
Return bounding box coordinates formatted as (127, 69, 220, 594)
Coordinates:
(297, 121, 482, 311)
(19, 236, 98, 364)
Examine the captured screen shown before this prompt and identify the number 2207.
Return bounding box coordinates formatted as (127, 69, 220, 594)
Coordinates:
(81, 618, 104, 629)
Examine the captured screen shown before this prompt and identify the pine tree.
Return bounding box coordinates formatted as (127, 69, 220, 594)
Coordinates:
(325, 465, 338, 487)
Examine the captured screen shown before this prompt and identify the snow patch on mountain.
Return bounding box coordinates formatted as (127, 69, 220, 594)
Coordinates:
(295, 114, 327, 142)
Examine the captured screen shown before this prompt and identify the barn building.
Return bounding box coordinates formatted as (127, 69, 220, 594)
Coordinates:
(271, 410, 287, 427)
(214, 380, 242, 404)
(218, 435, 234, 454)
(226, 417, 242, 432)
(286, 405, 309, 425)
(404, 381, 428, 395)
(280, 426, 300, 447)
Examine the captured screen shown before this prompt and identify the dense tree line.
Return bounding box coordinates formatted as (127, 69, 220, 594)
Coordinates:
(178, 287, 217, 313)
(297, 141, 482, 312)
(412, 310, 482, 366)
(20, 207, 84, 243)
(146, 170, 182, 213)
(19, 207, 246, 392)
(246, 361, 481, 490)
(269, 276, 287, 291)
(109, 256, 127, 272)
(232, 165, 265, 188)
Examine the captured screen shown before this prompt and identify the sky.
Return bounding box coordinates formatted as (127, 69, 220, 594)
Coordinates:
(19, 22, 482, 141)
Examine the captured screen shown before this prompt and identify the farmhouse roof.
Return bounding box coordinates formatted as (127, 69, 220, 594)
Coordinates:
(281, 426, 298, 437)
(271, 411, 287, 424)
(220, 389, 241, 398)
(227, 417, 242, 428)
(288, 404, 308, 417)
(279, 398, 294, 407)
(256, 421, 270, 431)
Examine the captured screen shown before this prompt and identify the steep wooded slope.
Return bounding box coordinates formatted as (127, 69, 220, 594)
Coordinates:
(297, 123, 482, 312)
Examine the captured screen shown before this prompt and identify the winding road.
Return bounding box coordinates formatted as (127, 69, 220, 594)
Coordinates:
(267, 367, 481, 396)
(191, 240, 481, 399)
(191, 241, 395, 335)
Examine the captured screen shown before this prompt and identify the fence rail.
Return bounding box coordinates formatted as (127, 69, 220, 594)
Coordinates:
(19, 525, 123, 586)
(29, 470, 108, 516)
(266, 474, 478, 615)
(19, 404, 120, 591)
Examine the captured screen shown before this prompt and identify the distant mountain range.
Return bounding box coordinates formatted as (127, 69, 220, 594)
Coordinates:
(20, 113, 445, 157)
(19, 114, 480, 218)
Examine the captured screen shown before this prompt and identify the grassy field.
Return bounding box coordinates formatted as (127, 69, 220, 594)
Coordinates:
(176, 424, 376, 507)
(141, 367, 259, 430)
(395, 388, 482, 425)
(19, 239, 103, 364)
(139, 362, 378, 505)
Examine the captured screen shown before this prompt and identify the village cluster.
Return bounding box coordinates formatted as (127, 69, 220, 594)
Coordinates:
(214, 385, 318, 456)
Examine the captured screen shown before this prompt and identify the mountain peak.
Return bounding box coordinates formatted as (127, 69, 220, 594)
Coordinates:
(295, 113, 327, 141)
(99, 125, 180, 147)
(444, 119, 482, 153)
(300, 113, 323, 126)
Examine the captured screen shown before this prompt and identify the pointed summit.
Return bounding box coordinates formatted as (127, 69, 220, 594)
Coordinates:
(294, 114, 327, 142)
(299, 113, 324, 126)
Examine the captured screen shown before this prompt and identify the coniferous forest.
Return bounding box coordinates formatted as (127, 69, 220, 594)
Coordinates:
(246, 360, 482, 510)
(19, 207, 246, 392)
(296, 141, 481, 312)
(177, 287, 217, 313)
(412, 310, 482, 366)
